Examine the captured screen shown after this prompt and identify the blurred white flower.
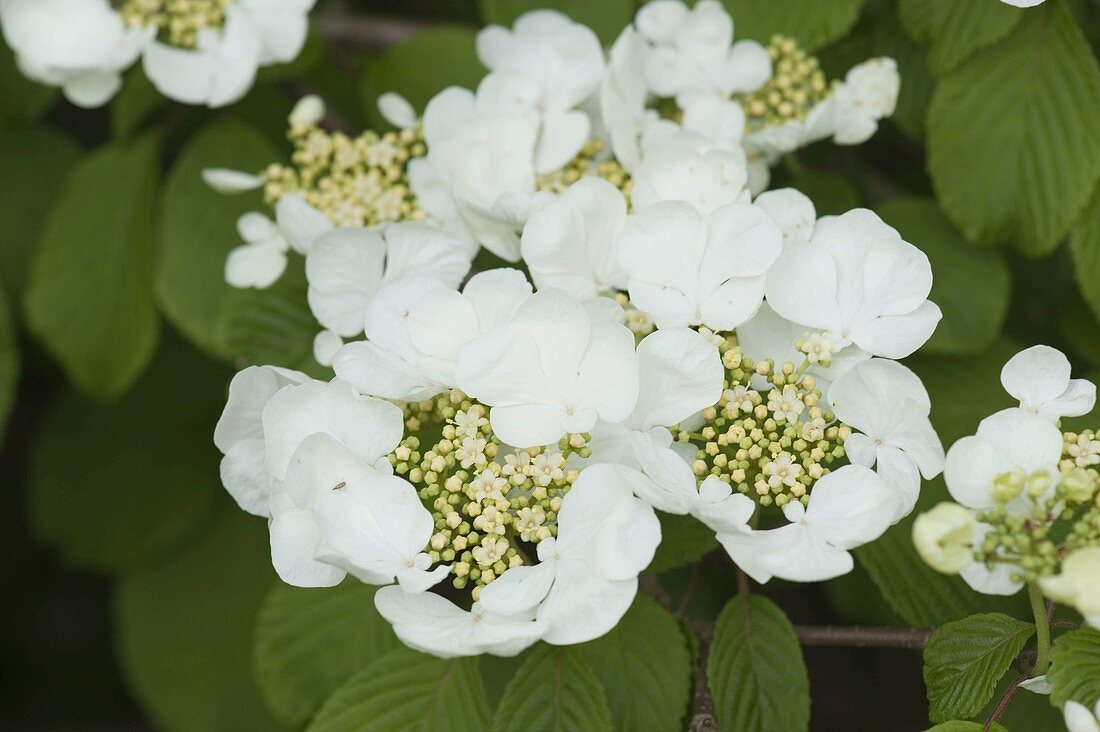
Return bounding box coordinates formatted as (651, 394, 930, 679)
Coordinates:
(1065, 699, 1100, 732)
(1039, 547, 1100, 629)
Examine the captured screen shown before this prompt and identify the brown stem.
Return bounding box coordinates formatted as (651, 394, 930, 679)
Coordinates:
(676, 563, 703, 619)
(688, 635, 718, 732)
(984, 673, 1027, 731)
(314, 3, 436, 51)
(793, 625, 933, 649)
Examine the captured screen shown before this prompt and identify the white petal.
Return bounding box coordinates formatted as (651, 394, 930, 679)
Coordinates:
(976, 408, 1064, 477)
(461, 268, 533, 331)
(63, 70, 122, 107)
(214, 364, 309, 453)
(283, 432, 375, 509)
(203, 168, 264, 193)
(692, 476, 757, 534)
(476, 558, 557, 616)
(1002, 344, 1074, 413)
(377, 91, 417, 128)
(630, 431, 700, 514)
(305, 227, 387, 337)
(801, 464, 896, 549)
(1063, 701, 1100, 732)
(851, 300, 942, 359)
(382, 222, 471, 288)
(537, 563, 639, 645)
(277, 193, 333, 254)
(225, 241, 287, 289)
(333, 341, 443, 403)
(753, 188, 816, 248)
(220, 438, 278, 516)
(312, 329, 343, 367)
(943, 435, 1005, 511)
(535, 109, 590, 174)
(722, 40, 771, 94)
(269, 500, 346, 588)
(633, 328, 723, 429)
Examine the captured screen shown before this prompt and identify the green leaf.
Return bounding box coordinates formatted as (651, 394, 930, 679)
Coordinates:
(1070, 182, 1100, 325)
(254, 582, 400, 727)
(24, 133, 161, 400)
(0, 284, 18, 443)
(28, 335, 226, 573)
(363, 26, 485, 128)
(0, 126, 81, 306)
(648, 512, 717, 573)
(720, 0, 867, 52)
(156, 119, 318, 370)
(490, 644, 613, 732)
(115, 509, 287, 732)
(876, 15, 934, 140)
(926, 1, 1100, 255)
(923, 613, 1035, 723)
(897, 0, 1022, 76)
(112, 68, 169, 140)
(479, 0, 634, 44)
(707, 595, 809, 732)
(926, 722, 1007, 732)
(309, 646, 490, 732)
(577, 594, 692, 731)
(856, 516, 1025, 627)
(875, 197, 1010, 356)
(1048, 627, 1100, 708)
(790, 168, 861, 216)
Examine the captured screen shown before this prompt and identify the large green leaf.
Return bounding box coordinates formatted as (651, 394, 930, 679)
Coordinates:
(115, 509, 287, 732)
(721, 0, 867, 52)
(876, 197, 1010, 356)
(0, 126, 81, 305)
(309, 647, 490, 732)
(490, 644, 612, 732)
(922, 613, 1035, 723)
(1070, 183, 1100, 325)
(24, 133, 161, 399)
(254, 582, 399, 727)
(363, 26, 485, 128)
(926, 1, 1100, 255)
(1048, 627, 1100, 708)
(0, 284, 17, 443)
(577, 594, 692, 731)
(649, 512, 717, 573)
(707, 595, 809, 732)
(897, 0, 1022, 76)
(479, 0, 634, 43)
(28, 335, 226, 573)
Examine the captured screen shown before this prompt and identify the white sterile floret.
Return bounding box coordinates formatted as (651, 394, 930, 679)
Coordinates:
(617, 200, 782, 330)
(455, 288, 639, 448)
(764, 208, 942, 359)
(202, 167, 265, 194)
(1065, 700, 1100, 732)
(1000, 345, 1097, 422)
(476, 464, 661, 645)
(213, 365, 310, 516)
(259, 378, 405, 586)
(831, 58, 900, 145)
(599, 26, 654, 173)
(225, 193, 333, 289)
(634, 0, 771, 104)
(0, 0, 150, 108)
(333, 269, 533, 401)
(304, 221, 471, 337)
(828, 359, 945, 521)
(717, 464, 897, 583)
(1039, 547, 1100, 630)
(631, 130, 751, 215)
(476, 10, 604, 173)
(943, 408, 1063, 595)
(520, 178, 628, 300)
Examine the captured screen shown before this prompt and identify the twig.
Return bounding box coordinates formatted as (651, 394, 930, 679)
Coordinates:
(688, 635, 718, 732)
(793, 625, 933, 649)
(675, 563, 703, 619)
(984, 673, 1027, 731)
(639, 573, 672, 611)
(315, 3, 436, 51)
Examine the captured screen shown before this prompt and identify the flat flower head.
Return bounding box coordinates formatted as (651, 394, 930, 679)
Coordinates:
(455, 288, 640, 448)
(617, 200, 782, 330)
(764, 208, 942, 359)
(631, 130, 751, 215)
(520, 177, 628, 300)
(1000, 344, 1097, 422)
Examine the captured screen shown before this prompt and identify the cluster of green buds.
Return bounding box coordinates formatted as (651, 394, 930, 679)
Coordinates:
(675, 330, 850, 509)
(535, 138, 633, 200)
(389, 390, 586, 601)
(115, 0, 230, 48)
(260, 104, 427, 228)
(736, 35, 837, 132)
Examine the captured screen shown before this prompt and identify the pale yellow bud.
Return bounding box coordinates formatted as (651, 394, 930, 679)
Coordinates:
(912, 502, 975, 575)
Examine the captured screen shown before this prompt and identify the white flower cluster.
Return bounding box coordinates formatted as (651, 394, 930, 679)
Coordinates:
(0, 0, 315, 107)
(913, 345, 1100, 629)
(207, 6, 940, 657)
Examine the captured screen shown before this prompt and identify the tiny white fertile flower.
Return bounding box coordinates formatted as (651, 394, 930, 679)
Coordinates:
(1000, 345, 1097, 422)
(0, 0, 149, 108)
(289, 94, 325, 127)
(520, 177, 628, 300)
(831, 58, 900, 145)
(912, 502, 976, 574)
(377, 91, 417, 128)
(374, 587, 543, 658)
(635, 0, 770, 104)
(455, 288, 639, 448)
(333, 268, 532, 401)
(213, 365, 310, 516)
(305, 222, 471, 337)
(765, 208, 942, 359)
(599, 26, 654, 173)
(631, 130, 751, 215)
(312, 329, 343, 367)
(1040, 547, 1100, 629)
(1065, 700, 1100, 732)
(476, 464, 661, 645)
(617, 200, 782, 330)
(717, 464, 896, 583)
(828, 359, 945, 520)
(476, 10, 604, 173)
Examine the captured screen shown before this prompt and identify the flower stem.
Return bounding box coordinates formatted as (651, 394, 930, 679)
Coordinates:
(1028, 582, 1052, 676)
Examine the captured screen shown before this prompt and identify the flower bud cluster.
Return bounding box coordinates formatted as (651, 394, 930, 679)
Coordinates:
(390, 390, 582, 600)
(535, 138, 633, 199)
(612, 293, 656, 338)
(116, 0, 230, 49)
(676, 333, 849, 509)
(261, 107, 427, 227)
(736, 35, 835, 131)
